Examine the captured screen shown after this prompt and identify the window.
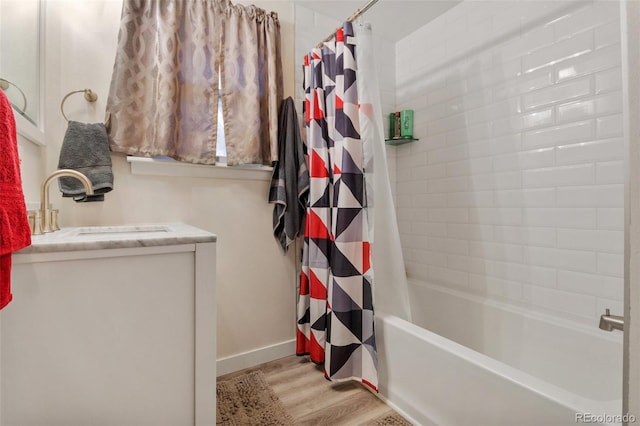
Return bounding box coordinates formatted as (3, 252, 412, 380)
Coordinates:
(106, 0, 283, 167)
(216, 80, 227, 163)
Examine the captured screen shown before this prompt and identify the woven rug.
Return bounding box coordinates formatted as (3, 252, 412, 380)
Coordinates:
(216, 370, 295, 425)
(369, 412, 413, 425)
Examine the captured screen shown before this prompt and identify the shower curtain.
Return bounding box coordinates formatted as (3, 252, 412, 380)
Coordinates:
(296, 21, 410, 392)
(355, 23, 411, 323)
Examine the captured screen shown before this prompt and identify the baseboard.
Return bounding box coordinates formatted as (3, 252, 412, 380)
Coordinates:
(216, 339, 296, 377)
(376, 391, 431, 426)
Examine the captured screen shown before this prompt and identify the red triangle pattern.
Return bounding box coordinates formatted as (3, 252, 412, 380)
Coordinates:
(299, 271, 309, 296)
(310, 150, 329, 178)
(297, 329, 325, 362)
(295, 329, 308, 354)
(307, 210, 330, 239)
(309, 332, 325, 363)
(305, 98, 310, 123)
(309, 269, 328, 300)
(313, 91, 324, 120)
(363, 241, 371, 274)
(336, 96, 343, 110)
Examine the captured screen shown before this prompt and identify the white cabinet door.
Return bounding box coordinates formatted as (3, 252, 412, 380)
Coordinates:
(2, 247, 198, 426)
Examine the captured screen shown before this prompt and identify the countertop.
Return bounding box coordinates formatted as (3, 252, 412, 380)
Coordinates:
(17, 223, 217, 254)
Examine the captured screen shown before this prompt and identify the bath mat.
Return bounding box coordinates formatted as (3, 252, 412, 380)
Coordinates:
(216, 370, 295, 425)
(369, 412, 413, 425)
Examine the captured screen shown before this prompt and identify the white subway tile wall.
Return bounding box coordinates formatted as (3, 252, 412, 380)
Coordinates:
(393, 0, 623, 325)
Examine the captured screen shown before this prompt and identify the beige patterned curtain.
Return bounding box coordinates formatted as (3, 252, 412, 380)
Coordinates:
(220, 2, 283, 165)
(106, 0, 283, 166)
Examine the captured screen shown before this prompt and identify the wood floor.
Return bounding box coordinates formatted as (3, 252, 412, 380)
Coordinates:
(218, 355, 408, 425)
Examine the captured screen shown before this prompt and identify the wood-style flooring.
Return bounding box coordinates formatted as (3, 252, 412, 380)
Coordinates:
(218, 354, 407, 425)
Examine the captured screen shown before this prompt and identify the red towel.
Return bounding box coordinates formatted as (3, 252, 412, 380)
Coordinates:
(0, 90, 31, 309)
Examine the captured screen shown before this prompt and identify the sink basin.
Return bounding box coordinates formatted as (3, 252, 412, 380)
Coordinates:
(68, 224, 174, 240)
(75, 225, 171, 236)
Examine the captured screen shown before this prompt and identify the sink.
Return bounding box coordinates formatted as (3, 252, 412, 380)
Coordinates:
(68, 224, 174, 240)
(75, 225, 171, 236)
(20, 223, 216, 254)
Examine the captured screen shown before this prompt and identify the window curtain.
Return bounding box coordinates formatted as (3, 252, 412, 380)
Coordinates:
(106, 0, 282, 166)
(220, 2, 282, 165)
(296, 22, 378, 392)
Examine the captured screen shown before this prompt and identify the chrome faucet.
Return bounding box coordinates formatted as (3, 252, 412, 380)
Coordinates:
(599, 308, 624, 332)
(32, 169, 94, 235)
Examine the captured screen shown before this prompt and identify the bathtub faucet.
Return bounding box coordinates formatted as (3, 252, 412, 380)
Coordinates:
(32, 169, 94, 235)
(598, 308, 624, 332)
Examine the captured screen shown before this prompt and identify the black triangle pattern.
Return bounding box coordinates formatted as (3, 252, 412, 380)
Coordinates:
(330, 244, 360, 278)
(339, 172, 364, 206)
(335, 208, 361, 238)
(311, 312, 326, 331)
(298, 307, 310, 325)
(329, 343, 360, 377)
(333, 310, 362, 342)
(340, 149, 362, 174)
(310, 237, 331, 264)
(312, 184, 331, 208)
(335, 107, 359, 140)
(331, 279, 362, 313)
(362, 277, 373, 310)
(343, 68, 357, 93)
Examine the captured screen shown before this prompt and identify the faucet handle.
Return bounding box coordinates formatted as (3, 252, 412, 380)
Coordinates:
(50, 209, 60, 231)
(33, 210, 43, 235)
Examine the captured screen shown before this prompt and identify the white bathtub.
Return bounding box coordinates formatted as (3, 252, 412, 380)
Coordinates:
(376, 280, 623, 426)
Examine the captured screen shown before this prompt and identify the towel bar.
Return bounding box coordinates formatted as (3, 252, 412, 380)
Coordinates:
(0, 78, 27, 114)
(60, 89, 98, 122)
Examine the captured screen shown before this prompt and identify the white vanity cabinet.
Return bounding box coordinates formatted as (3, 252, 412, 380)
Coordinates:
(0, 224, 216, 426)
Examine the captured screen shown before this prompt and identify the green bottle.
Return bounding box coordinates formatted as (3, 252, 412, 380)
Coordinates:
(400, 109, 414, 138)
(389, 113, 396, 139)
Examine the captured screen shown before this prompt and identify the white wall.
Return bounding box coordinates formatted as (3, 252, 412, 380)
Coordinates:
(394, 0, 624, 327)
(39, 0, 297, 363)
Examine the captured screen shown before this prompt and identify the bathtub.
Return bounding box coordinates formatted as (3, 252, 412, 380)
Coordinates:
(375, 280, 623, 426)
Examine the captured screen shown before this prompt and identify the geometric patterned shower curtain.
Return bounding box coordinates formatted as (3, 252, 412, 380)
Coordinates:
(295, 21, 378, 392)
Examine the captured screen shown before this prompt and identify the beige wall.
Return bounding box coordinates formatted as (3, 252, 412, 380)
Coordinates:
(36, 0, 297, 360)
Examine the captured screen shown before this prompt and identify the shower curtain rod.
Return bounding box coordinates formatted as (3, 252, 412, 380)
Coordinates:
(315, 0, 380, 48)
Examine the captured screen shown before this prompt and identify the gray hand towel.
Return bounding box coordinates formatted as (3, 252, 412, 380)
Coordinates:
(268, 97, 310, 253)
(57, 121, 113, 202)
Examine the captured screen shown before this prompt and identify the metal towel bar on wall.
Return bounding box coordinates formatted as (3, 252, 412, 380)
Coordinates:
(0, 78, 28, 114)
(60, 88, 98, 122)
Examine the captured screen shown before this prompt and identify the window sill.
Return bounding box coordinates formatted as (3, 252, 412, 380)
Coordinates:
(127, 156, 273, 181)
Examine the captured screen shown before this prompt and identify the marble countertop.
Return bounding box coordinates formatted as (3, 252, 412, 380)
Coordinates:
(17, 223, 217, 254)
